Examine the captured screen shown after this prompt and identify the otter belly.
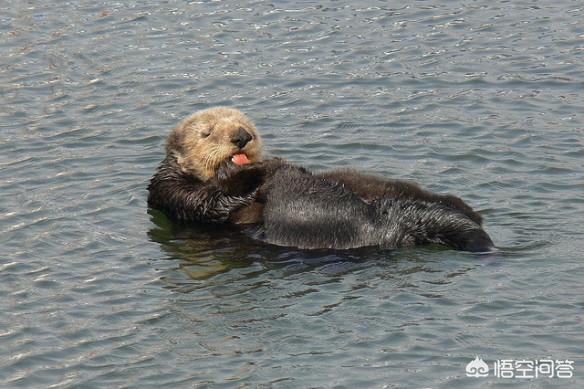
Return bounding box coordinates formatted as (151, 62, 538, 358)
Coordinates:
(258, 164, 493, 252)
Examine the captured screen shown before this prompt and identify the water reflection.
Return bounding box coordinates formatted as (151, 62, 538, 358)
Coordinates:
(147, 208, 490, 293)
(147, 209, 258, 282)
(148, 209, 402, 281)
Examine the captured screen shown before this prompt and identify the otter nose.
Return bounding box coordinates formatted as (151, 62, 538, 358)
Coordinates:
(231, 127, 252, 149)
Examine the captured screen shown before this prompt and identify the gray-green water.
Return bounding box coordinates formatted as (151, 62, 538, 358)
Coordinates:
(1, 1, 583, 387)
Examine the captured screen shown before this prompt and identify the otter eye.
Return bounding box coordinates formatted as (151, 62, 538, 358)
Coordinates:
(200, 126, 213, 138)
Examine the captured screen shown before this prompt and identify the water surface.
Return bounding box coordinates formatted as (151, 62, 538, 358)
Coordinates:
(1, 0, 583, 387)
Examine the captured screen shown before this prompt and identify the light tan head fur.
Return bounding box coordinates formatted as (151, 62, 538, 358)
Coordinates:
(166, 107, 263, 180)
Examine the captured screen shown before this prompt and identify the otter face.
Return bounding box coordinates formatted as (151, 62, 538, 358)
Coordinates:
(166, 107, 263, 180)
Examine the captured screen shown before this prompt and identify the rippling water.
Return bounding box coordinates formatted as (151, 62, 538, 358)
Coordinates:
(1, 0, 583, 387)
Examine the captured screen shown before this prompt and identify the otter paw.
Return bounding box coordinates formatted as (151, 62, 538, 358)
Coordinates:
(216, 162, 264, 196)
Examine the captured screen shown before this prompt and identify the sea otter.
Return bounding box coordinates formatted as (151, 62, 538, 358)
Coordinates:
(148, 107, 493, 252)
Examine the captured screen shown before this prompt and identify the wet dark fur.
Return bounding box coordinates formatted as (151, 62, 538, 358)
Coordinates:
(254, 161, 493, 252)
(319, 169, 483, 225)
(147, 156, 264, 223)
(148, 157, 493, 252)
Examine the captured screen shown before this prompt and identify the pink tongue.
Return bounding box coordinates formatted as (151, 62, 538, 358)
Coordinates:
(231, 153, 250, 165)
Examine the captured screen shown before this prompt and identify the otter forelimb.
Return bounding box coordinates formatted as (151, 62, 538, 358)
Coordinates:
(147, 157, 256, 223)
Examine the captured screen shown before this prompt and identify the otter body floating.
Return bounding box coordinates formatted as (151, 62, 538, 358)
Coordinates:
(148, 107, 494, 253)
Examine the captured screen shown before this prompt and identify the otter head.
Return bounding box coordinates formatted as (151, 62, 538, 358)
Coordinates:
(166, 107, 263, 180)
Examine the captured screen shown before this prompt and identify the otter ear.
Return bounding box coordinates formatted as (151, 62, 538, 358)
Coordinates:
(166, 132, 180, 154)
(166, 120, 190, 155)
